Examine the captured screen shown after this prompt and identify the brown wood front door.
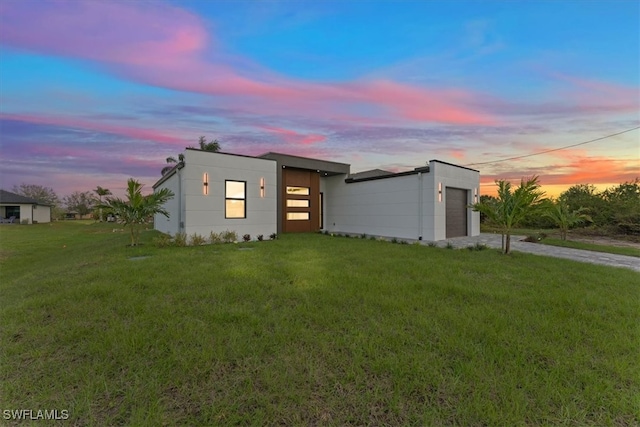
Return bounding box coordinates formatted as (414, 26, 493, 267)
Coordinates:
(282, 168, 320, 232)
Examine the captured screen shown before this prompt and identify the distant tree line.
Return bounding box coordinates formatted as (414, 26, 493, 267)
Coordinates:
(11, 184, 113, 221)
(477, 178, 640, 243)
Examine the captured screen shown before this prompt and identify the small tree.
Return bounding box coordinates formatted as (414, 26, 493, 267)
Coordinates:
(601, 179, 640, 234)
(63, 191, 95, 218)
(100, 179, 174, 246)
(93, 186, 112, 222)
(543, 201, 592, 240)
(472, 176, 546, 254)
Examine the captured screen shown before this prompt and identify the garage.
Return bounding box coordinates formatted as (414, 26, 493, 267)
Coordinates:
(446, 187, 468, 238)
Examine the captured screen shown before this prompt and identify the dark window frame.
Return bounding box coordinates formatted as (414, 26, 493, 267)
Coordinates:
(225, 180, 247, 219)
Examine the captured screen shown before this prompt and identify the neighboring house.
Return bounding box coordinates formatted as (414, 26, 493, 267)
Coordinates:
(64, 211, 93, 220)
(0, 189, 52, 224)
(153, 149, 480, 241)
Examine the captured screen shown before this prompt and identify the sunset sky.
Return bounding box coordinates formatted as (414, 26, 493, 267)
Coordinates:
(1, 0, 638, 199)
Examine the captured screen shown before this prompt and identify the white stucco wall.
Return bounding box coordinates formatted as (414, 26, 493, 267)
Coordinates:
(429, 161, 480, 241)
(323, 174, 423, 239)
(154, 150, 277, 240)
(154, 169, 182, 235)
(32, 205, 51, 223)
(0, 204, 50, 224)
(322, 160, 479, 241)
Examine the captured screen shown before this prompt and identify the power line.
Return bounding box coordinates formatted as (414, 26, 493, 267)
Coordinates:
(464, 125, 640, 167)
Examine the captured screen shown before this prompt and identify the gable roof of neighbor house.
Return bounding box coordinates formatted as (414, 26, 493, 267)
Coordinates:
(0, 189, 49, 205)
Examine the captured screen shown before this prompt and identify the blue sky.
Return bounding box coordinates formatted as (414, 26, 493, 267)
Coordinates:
(0, 0, 638, 197)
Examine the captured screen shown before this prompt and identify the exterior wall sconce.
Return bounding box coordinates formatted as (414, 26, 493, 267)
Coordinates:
(260, 177, 265, 198)
(438, 182, 442, 202)
(203, 172, 209, 195)
(474, 188, 478, 203)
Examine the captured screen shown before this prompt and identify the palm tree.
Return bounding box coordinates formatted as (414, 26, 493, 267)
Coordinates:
(161, 137, 221, 175)
(543, 201, 591, 240)
(472, 176, 546, 254)
(197, 135, 220, 152)
(93, 186, 112, 222)
(161, 153, 184, 176)
(100, 179, 174, 246)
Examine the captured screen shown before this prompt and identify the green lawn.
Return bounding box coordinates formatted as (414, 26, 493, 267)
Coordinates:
(1, 222, 639, 426)
(480, 225, 640, 257)
(541, 237, 640, 258)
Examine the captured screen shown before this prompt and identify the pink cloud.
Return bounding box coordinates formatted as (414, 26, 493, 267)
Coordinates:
(0, 1, 495, 126)
(1, 113, 186, 146)
(544, 72, 640, 115)
(261, 126, 326, 145)
(0, 1, 207, 67)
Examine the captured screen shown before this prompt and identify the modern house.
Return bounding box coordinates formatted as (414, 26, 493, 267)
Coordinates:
(0, 189, 52, 224)
(153, 149, 480, 241)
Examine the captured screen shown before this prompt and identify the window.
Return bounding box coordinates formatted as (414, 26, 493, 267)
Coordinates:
(286, 186, 310, 196)
(5, 206, 20, 220)
(286, 199, 310, 208)
(287, 212, 310, 220)
(225, 180, 246, 219)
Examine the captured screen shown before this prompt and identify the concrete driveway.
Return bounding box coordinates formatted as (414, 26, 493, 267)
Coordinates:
(429, 233, 639, 273)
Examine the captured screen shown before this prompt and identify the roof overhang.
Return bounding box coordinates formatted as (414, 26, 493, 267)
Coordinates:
(259, 152, 350, 176)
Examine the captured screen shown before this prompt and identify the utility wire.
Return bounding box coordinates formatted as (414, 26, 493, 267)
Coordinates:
(464, 125, 640, 167)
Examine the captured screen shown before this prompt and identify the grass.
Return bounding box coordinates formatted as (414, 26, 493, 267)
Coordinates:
(1, 222, 639, 426)
(541, 237, 640, 258)
(481, 224, 640, 257)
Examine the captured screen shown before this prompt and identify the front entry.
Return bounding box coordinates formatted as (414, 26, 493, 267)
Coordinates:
(282, 168, 320, 232)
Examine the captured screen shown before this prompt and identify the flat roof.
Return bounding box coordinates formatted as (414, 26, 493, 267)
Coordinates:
(259, 152, 350, 176)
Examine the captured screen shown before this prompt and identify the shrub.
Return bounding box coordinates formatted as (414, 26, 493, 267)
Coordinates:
(243, 234, 251, 242)
(474, 242, 489, 251)
(222, 230, 238, 243)
(391, 237, 399, 244)
(369, 236, 376, 241)
(209, 231, 223, 244)
(257, 234, 264, 241)
(399, 240, 408, 245)
(361, 233, 367, 239)
(445, 241, 454, 249)
(323, 230, 329, 235)
(173, 232, 187, 247)
(523, 232, 547, 243)
(466, 243, 488, 251)
(153, 233, 172, 248)
(269, 233, 277, 240)
(427, 242, 437, 247)
(190, 233, 207, 246)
